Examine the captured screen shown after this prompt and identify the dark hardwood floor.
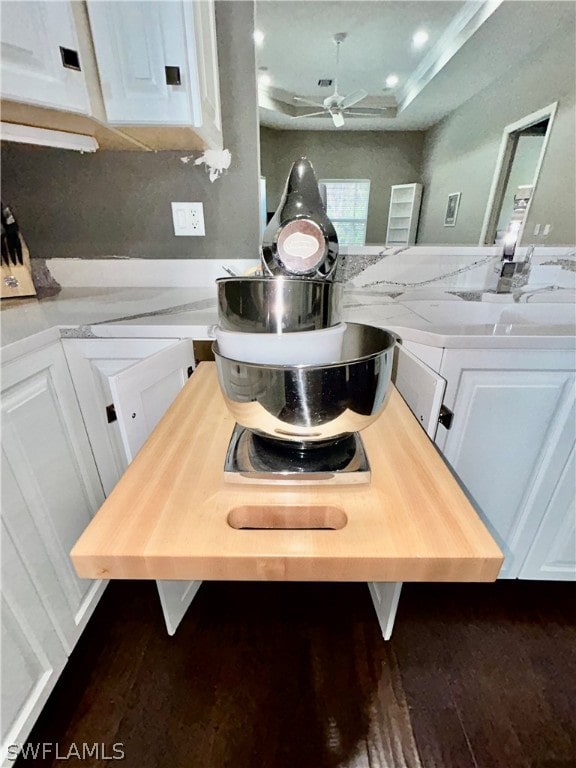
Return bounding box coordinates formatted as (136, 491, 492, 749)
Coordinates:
(17, 580, 576, 768)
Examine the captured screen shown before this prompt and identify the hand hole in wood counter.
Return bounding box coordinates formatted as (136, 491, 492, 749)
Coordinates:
(227, 505, 348, 530)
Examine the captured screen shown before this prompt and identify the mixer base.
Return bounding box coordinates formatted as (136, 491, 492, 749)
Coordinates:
(224, 425, 371, 485)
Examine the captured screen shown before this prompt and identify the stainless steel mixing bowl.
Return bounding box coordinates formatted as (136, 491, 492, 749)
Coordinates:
(213, 323, 399, 445)
(217, 276, 344, 333)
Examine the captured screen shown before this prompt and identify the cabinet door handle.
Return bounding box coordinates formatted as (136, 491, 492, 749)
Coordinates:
(165, 66, 181, 86)
(60, 46, 81, 71)
(438, 405, 454, 430)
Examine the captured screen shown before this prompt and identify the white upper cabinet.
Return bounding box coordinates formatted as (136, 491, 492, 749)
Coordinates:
(86, 1, 192, 125)
(0, 1, 222, 150)
(0, 0, 90, 114)
(188, 0, 222, 149)
(86, 0, 222, 148)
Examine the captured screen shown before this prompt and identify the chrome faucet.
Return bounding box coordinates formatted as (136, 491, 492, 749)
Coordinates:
(494, 240, 534, 293)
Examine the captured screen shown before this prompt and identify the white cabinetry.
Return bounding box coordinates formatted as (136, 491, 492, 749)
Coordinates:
(1, 0, 222, 151)
(86, 0, 222, 149)
(436, 349, 575, 579)
(1, 521, 67, 765)
(62, 338, 189, 494)
(392, 345, 446, 440)
(518, 407, 575, 580)
(1, 341, 106, 757)
(0, 0, 90, 114)
(386, 183, 423, 245)
(62, 337, 201, 635)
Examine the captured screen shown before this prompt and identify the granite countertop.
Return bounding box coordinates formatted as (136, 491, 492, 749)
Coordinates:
(1, 283, 575, 358)
(1, 286, 215, 350)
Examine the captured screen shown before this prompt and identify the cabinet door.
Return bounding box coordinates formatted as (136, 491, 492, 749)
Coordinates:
(186, 0, 221, 147)
(86, 0, 193, 124)
(108, 340, 195, 462)
(0, 1, 89, 113)
(392, 345, 446, 440)
(107, 340, 201, 637)
(62, 337, 182, 496)
(438, 350, 575, 578)
(1, 521, 67, 761)
(518, 404, 576, 580)
(1, 343, 107, 652)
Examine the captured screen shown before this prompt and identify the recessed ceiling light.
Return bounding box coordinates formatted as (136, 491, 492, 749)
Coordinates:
(412, 29, 429, 49)
(385, 74, 399, 88)
(253, 29, 265, 46)
(259, 72, 271, 87)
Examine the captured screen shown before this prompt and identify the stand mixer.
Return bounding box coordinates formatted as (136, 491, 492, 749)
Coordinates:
(212, 157, 398, 484)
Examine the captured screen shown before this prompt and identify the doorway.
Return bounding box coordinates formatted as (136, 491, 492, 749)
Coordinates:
(480, 103, 557, 245)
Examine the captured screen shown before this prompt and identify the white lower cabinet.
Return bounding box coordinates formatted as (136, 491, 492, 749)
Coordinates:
(392, 345, 446, 440)
(1, 521, 67, 766)
(435, 348, 576, 579)
(517, 410, 576, 580)
(1, 341, 106, 761)
(62, 337, 201, 635)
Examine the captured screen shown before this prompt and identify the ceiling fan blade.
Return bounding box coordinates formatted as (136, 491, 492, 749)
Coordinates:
(293, 96, 324, 108)
(340, 89, 368, 109)
(341, 112, 387, 118)
(345, 107, 391, 116)
(291, 111, 327, 119)
(330, 109, 345, 128)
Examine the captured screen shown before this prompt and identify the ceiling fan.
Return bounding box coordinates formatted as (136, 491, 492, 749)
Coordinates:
(291, 33, 389, 127)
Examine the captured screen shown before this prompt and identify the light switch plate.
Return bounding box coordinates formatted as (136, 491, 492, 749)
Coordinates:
(171, 202, 205, 236)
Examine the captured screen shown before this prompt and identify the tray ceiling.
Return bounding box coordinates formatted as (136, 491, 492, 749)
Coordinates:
(255, 0, 575, 131)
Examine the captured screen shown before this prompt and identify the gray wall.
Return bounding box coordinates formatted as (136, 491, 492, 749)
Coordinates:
(0, 1, 260, 260)
(417, 22, 576, 246)
(260, 128, 425, 244)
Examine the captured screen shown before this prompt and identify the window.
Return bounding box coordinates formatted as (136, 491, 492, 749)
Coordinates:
(319, 179, 370, 246)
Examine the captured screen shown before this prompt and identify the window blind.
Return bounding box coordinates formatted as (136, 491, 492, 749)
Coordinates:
(320, 179, 370, 246)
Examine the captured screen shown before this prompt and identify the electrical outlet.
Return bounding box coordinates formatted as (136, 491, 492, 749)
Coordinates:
(171, 202, 205, 236)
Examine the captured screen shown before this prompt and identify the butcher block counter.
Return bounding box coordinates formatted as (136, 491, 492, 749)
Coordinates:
(71, 363, 503, 583)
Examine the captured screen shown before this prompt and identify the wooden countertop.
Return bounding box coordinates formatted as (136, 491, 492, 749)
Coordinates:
(71, 363, 503, 582)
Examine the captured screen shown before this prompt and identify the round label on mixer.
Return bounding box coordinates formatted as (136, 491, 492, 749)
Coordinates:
(277, 219, 325, 274)
(283, 232, 318, 259)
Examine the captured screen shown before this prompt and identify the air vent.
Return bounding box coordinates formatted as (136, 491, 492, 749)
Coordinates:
(318, 79, 333, 87)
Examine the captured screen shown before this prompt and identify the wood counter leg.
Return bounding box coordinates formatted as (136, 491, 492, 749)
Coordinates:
(367, 582, 403, 641)
(156, 580, 203, 636)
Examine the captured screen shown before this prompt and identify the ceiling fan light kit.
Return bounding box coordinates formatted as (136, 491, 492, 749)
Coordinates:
(291, 32, 388, 127)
